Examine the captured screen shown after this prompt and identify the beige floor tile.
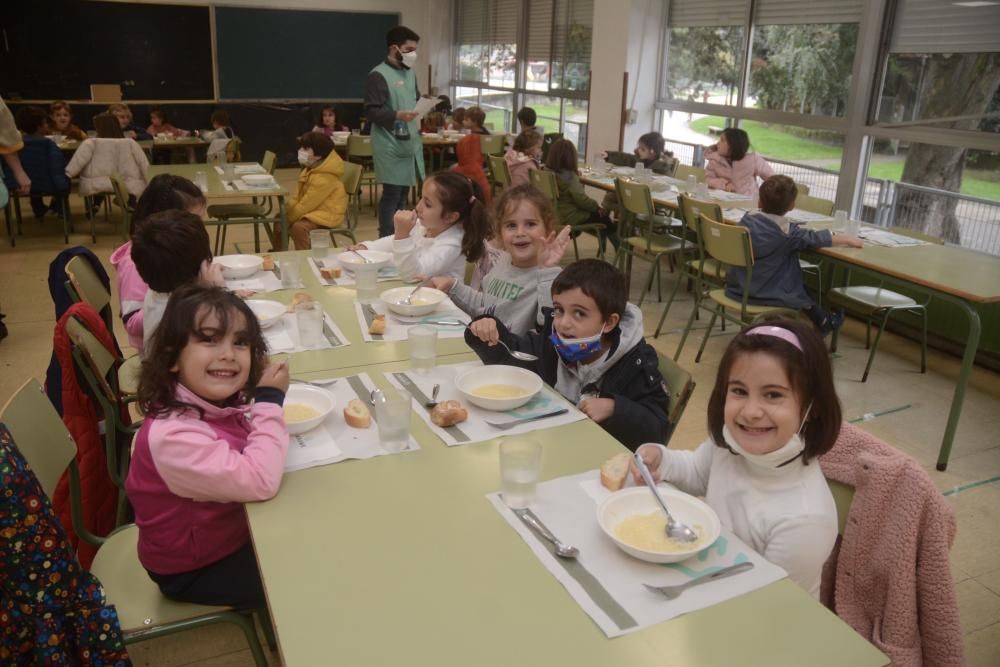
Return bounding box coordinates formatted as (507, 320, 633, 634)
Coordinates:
(124, 622, 267, 667)
(947, 484, 1000, 579)
(957, 579, 1000, 634)
(964, 621, 1000, 667)
(978, 568, 1000, 597)
(0, 320, 58, 407)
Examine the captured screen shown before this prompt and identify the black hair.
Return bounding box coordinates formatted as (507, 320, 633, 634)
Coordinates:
(551, 259, 628, 322)
(298, 131, 334, 159)
(92, 112, 123, 139)
(138, 285, 268, 418)
(637, 132, 666, 159)
(130, 210, 213, 293)
(517, 107, 537, 128)
(387, 25, 420, 48)
(211, 109, 230, 127)
(319, 106, 338, 127)
(15, 106, 48, 135)
(424, 170, 490, 263)
(758, 175, 798, 216)
(150, 108, 168, 124)
(132, 174, 206, 235)
(721, 128, 750, 163)
(435, 95, 452, 114)
(706, 318, 842, 464)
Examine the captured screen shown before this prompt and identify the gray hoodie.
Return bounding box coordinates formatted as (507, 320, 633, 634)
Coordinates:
(555, 303, 645, 403)
(449, 253, 560, 334)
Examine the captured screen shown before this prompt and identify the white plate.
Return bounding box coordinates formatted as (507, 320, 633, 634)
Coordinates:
(283, 384, 335, 435)
(379, 286, 447, 317)
(454, 365, 542, 411)
(597, 487, 721, 564)
(245, 299, 285, 329)
(336, 249, 392, 273)
(215, 254, 263, 279)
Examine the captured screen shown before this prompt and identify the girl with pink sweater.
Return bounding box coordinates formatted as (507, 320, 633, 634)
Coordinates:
(704, 128, 774, 199)
(125, 285, 289, 607)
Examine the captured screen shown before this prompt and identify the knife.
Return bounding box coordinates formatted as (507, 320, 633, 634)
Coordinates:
(484, 408, 568, 429)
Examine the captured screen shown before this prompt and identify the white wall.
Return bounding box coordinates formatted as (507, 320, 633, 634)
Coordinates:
(115, 0, 452, 96)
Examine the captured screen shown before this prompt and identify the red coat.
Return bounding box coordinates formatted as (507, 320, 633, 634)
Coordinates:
(819, 423, 963, 666)
(51, 303, 122, 569)
(450, 133, 492, 205)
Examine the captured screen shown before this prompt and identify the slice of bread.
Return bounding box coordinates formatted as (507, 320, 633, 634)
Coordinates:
(368, 314, 385, 335)
(343, 398, 371, 428)
(600, 452, 632, 491)
(320, 266, 341, 280)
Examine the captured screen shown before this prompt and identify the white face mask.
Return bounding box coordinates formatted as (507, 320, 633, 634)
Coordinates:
(397, 47, 418, 68)
(297, 149, 315, 167)
(722, 402, 812, 469)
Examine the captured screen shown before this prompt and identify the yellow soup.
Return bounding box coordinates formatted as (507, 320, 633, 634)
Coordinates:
(284, 403, 321, 423)
(471, 383, 529, 399)
(613, 512, 705, 553)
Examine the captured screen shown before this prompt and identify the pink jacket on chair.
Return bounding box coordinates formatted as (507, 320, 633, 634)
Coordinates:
(704, 148, 773, 199)
(819, 423, 964, 667)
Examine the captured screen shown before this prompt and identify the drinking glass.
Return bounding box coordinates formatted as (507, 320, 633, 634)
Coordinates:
(833, 209, 849, 233)
(351, 129, 361, 136)
(279, 259, 301, 289)
(309, 229, 331, 262)
(374, 394, 411, 453)
(634, 163, 646, 183)
(295, 303, 323, 349)
(686, 174, 697, 193)
(194, 171, 208, 192)
(696, 181, 709, 198)
(355, 264, 379, 304)
(223, 162, 235, 181)
(499, 438, 543, 509)
(408, 325, 437, 373)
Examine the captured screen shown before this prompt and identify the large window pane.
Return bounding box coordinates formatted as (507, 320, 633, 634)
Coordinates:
(747, 23, 858, 117)
(663, 26, 744, 106)
(522, 94, 561, 134)
(564, 99, 588, 154)
(480, 89, 514, 133)
(454, 87, 480, 111)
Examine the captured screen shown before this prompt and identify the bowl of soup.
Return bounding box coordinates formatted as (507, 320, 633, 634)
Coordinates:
(283, 384, 335, 435)
(597, 486, 721, 564)
(335, 249, 392, 274)
(379, 286, 448, 317)
(215, 254, 263, 279)
(455, 365, 542, 411)
(245, 299, 285, 328)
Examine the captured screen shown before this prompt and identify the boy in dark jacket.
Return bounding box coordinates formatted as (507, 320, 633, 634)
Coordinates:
(3, 106, 69, 218)
(465, 259, 669, 450)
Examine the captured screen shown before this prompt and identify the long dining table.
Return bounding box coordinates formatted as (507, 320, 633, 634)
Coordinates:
(240, 250, 888, 665)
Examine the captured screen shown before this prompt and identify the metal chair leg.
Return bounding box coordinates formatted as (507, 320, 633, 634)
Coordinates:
(861, 309, 892, 383)
(694, 308, 720, 363)
(654, 270, 688, 338)
(919, 307, 928, 373)
(674, 296, 702, 361)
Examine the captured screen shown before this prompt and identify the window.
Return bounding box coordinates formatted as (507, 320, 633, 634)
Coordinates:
(662, 0, 746, 105)
(455, 0, 520, 88)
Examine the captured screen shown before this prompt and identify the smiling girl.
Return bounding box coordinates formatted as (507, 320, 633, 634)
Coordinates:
(126, 285, 289, 607)
(632, 319, 841, 597)
(355, 171, 491, 280)
(430, 184, 570, 334)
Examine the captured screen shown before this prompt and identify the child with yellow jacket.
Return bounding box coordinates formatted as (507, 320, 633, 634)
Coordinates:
(286, 132, 347, 249)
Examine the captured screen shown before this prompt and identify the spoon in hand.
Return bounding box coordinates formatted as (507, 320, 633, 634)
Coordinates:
(447, 320, 539, 362)
(633, 453, 699, 543)
(350, 249, 373, 264)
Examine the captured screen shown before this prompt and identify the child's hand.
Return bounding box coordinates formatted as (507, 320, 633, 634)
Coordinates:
(724, 183, 736, 192)
(599, 150, 609, 160)
(429, 276, 455, 292)
(199, 260, 226, 288)
(393, 210, 418, 239)
(258, 361, 290, 394)
(538, 225, 572, 268)
(629, 443, 664, 484)
(348, 243, 368, 251)
(469, 318, 499, 346)
(577, 397, 615, 423)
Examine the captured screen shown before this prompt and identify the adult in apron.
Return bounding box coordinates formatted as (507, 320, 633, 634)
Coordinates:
(364, 26, 425, 237)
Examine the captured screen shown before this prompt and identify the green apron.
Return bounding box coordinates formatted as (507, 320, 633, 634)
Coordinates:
(370, 62, 425, 186)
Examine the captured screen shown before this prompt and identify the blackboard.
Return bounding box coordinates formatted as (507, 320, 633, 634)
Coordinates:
(0, 1, 213, 100)
(215, 7, 399, 100)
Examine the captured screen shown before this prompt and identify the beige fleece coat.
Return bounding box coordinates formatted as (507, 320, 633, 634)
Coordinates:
(65, 138, 149, 196)
(819, 423, 963, 667)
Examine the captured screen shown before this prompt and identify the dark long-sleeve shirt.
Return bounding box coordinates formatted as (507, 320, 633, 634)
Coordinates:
(364, 58, 420, 131)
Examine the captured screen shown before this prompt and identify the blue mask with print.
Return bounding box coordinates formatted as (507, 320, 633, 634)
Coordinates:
(549, 330, 604, 364)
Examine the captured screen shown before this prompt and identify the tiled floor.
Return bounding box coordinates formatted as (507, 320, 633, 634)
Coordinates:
(1, 169, 998, 665)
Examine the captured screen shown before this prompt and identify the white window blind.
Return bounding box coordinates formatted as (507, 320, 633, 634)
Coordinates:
(457, 0, 487, 45)
(890, 0, 1000, 54)
(667, 0, 748, 27)
(456, 0, 520, 46)
(552, 0, 594, 66)
(754, 0, 864, 25)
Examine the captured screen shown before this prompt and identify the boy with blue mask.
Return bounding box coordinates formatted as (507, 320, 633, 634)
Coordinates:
(465, 259, 670, 450)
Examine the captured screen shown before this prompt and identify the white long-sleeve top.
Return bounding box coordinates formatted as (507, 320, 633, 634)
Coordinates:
(364, 222, 466, 280)
(654, 439, 837, 598)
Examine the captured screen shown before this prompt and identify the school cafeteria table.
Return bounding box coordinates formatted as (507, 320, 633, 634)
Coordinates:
(245, 355, 887, 666)
(56, 136, 209, 160)
(146, 163, 291, 250)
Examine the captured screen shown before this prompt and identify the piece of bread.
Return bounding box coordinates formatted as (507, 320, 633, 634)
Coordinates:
(600, 452, 632, 491)
(368, 314, 385, 335)
(320, 266, 341, 280)
(431, 400, 468, 427)
(343, 399, 371, 428)
(261, 254, 274, 271)
(288, 292, 315, 311)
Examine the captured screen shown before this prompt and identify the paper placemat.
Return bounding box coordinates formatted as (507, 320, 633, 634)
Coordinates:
(234, 164, 266, 175)
(706, 189, 755, 203)
(284, 373, 419, 472)
(225, 268, 301, 293)
(305, 256, 400, 287)
(233, 178, 278, 192)
(786, 208, 834, 224)
(263, 311, 349, 353)
(858, 227, 929, 247)
(488, 470, 787, 637)
(352, 300, 468, 342)
(386, 361, 586, 446)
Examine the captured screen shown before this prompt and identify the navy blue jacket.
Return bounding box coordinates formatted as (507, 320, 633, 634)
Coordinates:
(2, 135, 69, 195)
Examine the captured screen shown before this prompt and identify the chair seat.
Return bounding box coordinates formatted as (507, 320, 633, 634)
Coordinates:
(207, 203, 268, 220)
(90, 525, 233, 633)
(685, 258, 727, 282)
(828, 286, 918, 312)
(707, 289, 797, 316)
(626, 236, 683, 255)
(799, 258, 820, 270)
(118, 355, 141, 396)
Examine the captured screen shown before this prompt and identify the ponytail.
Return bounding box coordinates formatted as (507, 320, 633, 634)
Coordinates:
(426, 171, 490, 263)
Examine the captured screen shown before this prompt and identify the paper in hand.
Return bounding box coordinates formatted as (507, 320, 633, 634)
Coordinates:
(413, 96, 439, 120)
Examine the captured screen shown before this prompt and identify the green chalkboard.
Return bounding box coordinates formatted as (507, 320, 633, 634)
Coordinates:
(215, 7, 399, 100)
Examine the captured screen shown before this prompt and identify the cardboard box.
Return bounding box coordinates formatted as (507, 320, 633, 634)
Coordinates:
(90, 84, 122, 103)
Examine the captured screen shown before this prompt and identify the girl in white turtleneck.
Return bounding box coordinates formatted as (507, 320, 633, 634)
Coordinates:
(633, 319, 840, 598)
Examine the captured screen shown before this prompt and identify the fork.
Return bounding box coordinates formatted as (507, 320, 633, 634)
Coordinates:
(643, 562, 754, 600)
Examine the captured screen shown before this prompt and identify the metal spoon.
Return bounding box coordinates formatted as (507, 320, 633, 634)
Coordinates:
(514, 509, 579, 559)
(399, 279, 430, 306)
(425, 384, 440, 409)
(633, 453, 699, 543)
(290, 378, 338, 388)
(350, 249, 373, 264)
(448, 320, 539, 362)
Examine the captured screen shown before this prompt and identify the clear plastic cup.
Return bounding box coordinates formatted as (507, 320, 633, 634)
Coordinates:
(355, 264, 379, 304)
(833, 209, 849, 233)
(295, 302, 323, 349)
(309, 229, 331, 262)
(499, 438, 543, 509)
(194, 171, 208, 192)
(374, 393, 411, 453)
(351, 129, 361, 136)
(408, 325, 438, 373)
(223, 163, 235, 181)
(696, 181, 709, 198)
(686, 174, 697, 193)
(279, 259, 301, 289)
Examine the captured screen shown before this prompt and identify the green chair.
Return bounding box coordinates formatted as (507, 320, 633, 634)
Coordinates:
(795, 194, 834, 216)
(207, 150, 278, 254)
(656, 351, 696, 445)
(675, 213, 799, 362)
(109, 173, 134, 241)
(330, 160, 362, 247)
(347, 135, 377, 208)
(1, 378, 271, 667)
(6, 188, 72, 244)
(65, 255, 114, 332)
(654, 194, 725, 338)
(225, 136, 242, 163)
(613, 177, 685, 306)
(674, 164, 706, 183)
(795, 181, 811, 196)
(480, 134, 506, 158)
(529, 169, 607, 260)
(487, 154, 512, 193)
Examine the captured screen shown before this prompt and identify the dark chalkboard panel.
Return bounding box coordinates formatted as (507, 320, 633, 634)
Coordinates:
(0, 1, 213, 100)
(215, 7, 398, 100)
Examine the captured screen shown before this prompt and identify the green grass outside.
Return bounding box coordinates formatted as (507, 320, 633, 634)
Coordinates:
(688, 116, 1000, 200)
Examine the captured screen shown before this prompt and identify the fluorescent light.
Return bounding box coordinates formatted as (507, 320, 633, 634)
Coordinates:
(952, 2, 999, 7)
